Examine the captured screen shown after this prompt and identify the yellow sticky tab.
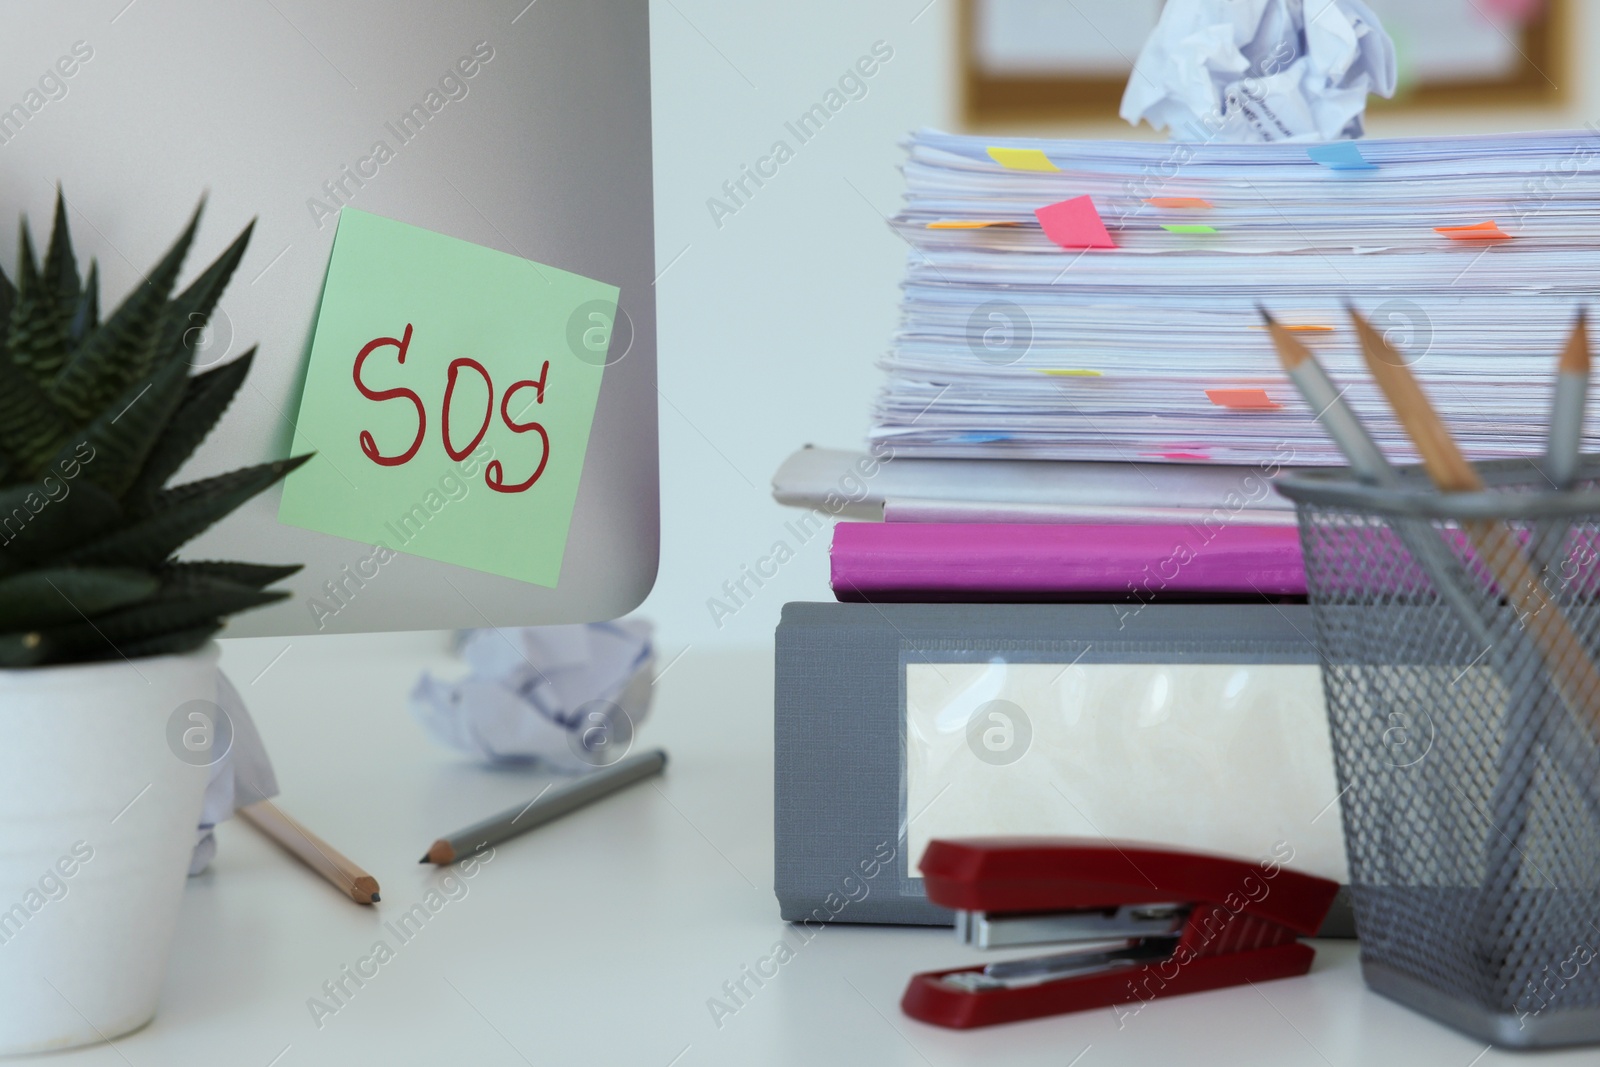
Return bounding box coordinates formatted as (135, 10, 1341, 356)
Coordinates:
(986, 147, 1059, 172)
(1040, 369, 1103, 377)
(926, 220, 1020, 229)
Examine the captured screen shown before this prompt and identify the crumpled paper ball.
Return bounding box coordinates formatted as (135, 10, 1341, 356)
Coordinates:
(409, 620, 655, 772)
(1120, 0, 1397, 143)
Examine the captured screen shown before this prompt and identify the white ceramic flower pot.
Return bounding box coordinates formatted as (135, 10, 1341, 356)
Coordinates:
(0, 643, 217, 1055)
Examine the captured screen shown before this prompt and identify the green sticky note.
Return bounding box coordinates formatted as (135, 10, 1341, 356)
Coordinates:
(1161, 223, 1218, 234)
(278, 208, 617, 587)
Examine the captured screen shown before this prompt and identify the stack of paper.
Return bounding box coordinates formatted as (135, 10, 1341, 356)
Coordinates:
(872, 129, 1600, 466)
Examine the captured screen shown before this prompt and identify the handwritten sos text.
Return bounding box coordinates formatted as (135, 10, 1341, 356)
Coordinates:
(353, 323, 550, 494)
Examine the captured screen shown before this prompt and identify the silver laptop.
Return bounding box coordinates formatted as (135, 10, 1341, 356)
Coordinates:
(1, 1, 657, 635)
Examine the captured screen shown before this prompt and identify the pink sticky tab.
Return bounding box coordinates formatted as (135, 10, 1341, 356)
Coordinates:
(1034, 195, 1116, 249)
(1146, 451, 1212, 461)
(1207, 388, 1282, 410)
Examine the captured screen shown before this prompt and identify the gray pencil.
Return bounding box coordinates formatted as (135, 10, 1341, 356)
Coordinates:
(1259, 307, 1398, 486)
(421, 748, 668, 865)
(1260, 307, 1500, 642)
(1531, 312, 1592, 593)
(1546, 309, 1590, 489)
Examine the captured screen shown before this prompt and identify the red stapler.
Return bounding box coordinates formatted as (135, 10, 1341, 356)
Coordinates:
(901, 837, 1340, 1029)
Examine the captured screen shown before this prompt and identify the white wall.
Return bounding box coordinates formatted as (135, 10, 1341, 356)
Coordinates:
(639, 0, 1600, 652)
(640, 0, 952, 652)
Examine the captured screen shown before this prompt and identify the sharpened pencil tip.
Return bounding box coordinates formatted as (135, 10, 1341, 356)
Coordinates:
(1256, 303, 1275, 325)
(1346, 306, 1391, 376)
(370, 894, 380, 903)
(1260, 312, 1311, 371)
(1561, 308, 1591, 375)
(418, 855, 429, 864)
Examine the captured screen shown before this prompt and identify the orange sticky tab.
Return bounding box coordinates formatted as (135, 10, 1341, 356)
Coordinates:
(1206, 388, 1282, 410)
(1435, 221, 1511, 240)
(926, 219, 1021, 229)
(1246, 323, 1333, 332)
(1034, 195, 1115, 249)
(1146, 197, 1213, 209)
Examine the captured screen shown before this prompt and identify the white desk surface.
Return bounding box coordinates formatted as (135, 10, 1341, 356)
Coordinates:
(13, 631, 1595, 1066)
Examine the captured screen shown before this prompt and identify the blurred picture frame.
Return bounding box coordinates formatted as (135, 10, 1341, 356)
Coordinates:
(959, 0, 1571, 127)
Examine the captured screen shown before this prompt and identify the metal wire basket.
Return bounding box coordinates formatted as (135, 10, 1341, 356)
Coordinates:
(1276, 458, 1600, 1049)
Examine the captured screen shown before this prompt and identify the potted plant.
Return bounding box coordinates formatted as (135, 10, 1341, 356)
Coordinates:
(0, 194, 305, 1054)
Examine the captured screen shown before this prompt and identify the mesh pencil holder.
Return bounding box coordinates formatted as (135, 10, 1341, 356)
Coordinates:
(1276, 458, 1600, 1049)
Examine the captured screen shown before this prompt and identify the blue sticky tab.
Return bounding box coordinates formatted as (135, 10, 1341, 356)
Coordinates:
(1307, 142, 1377, 170)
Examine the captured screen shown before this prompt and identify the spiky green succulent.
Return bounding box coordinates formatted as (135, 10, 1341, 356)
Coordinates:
(0, 192, 308, 667)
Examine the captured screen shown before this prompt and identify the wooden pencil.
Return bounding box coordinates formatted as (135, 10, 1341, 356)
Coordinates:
(240, 799, 380, 905)
(1265, 304, 1515, 648)
(1346, 305, 1600, 722)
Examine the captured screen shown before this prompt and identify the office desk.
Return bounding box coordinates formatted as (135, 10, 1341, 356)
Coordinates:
(11, 632, 1591, 1066)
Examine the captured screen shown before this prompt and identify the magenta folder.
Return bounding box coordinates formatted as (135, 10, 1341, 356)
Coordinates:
(830, 522, 1306, 601)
